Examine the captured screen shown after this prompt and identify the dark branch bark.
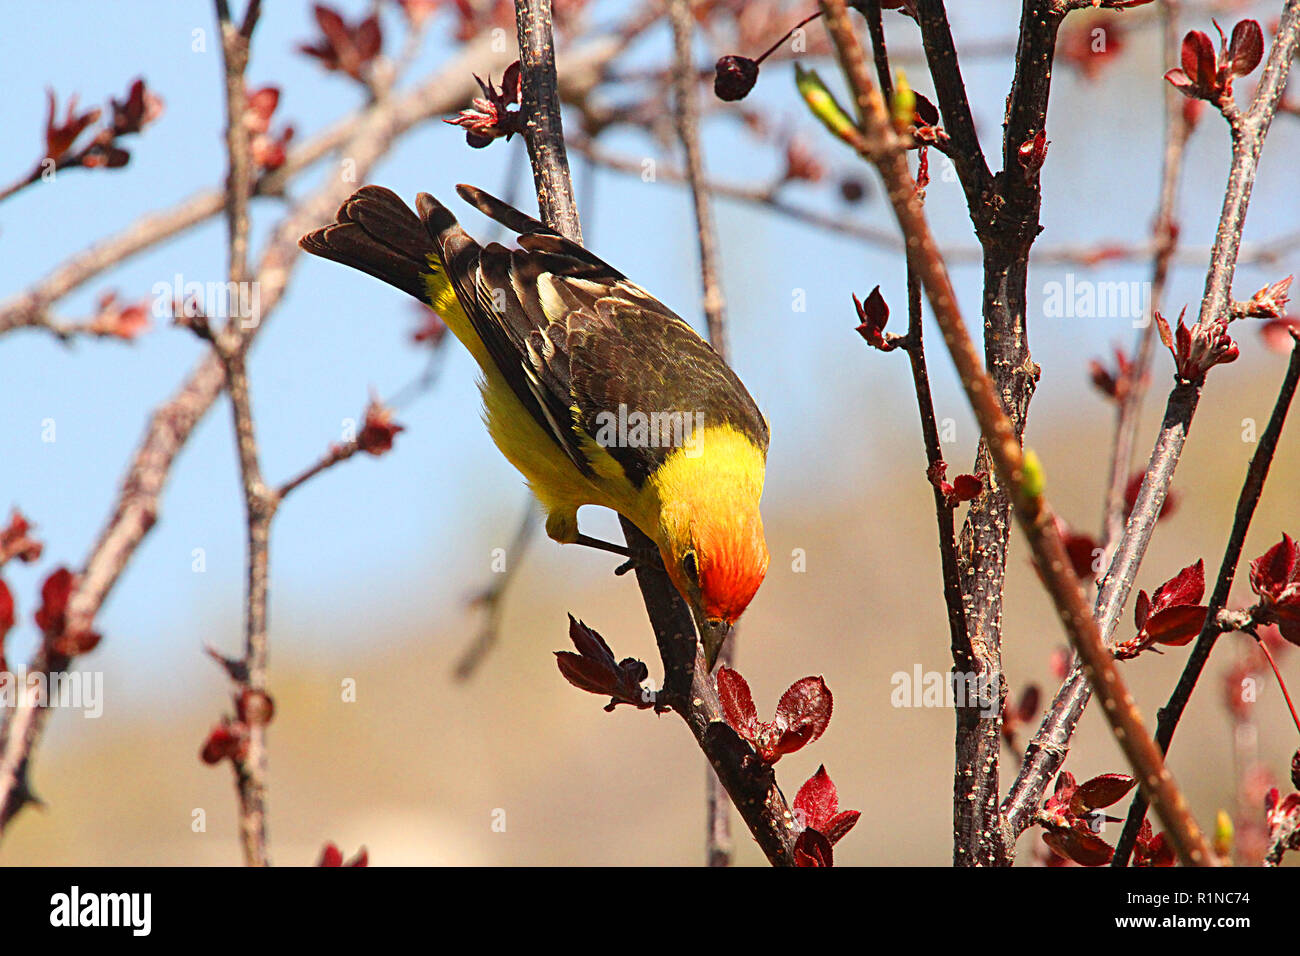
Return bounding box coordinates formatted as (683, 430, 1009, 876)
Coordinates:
(820, 0, 1214, 865)
(1112, 335, 1300, 865)
(1002, 0, 1300, 848)
(513, 0, 798, 867)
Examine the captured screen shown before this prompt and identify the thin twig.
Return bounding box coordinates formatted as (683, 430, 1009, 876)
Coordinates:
(820, 0, 1215, 865)
(0, 17, 442, 839)
(862, 0, 977, 865)
(514, 0, 799, 866)
(0, 31, 547, 338)
(453, 499, 537, 680)
(1003, 0, 1300, 848)
(569, 135, 1300, 270)
(214, 0, 272, 868)
(1111, 334, 1300, 865)
(1099, 0, 1189, 559)
(667, 0, 735, 867)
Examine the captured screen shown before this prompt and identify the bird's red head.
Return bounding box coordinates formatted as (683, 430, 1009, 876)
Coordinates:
(692, 511, 769, 624)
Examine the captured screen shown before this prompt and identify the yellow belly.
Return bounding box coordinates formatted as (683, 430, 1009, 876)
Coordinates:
(422, 256, 658, 545)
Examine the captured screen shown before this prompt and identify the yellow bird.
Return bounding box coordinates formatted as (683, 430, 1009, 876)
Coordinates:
(300, 185, 769, 667)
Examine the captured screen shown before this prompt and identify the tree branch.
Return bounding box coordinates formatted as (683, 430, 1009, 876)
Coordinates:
(1001, 0, 1300, 847)
(0, 22, 438, 838)
(1112, 333, 1300, 865)
(513, 0, 798, 866)
(819, 0, 1214, 865)
(667, 0, 736, 867)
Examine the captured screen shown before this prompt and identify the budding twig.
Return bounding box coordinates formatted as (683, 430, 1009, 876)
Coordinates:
(513, 0, 799, 866)
(1005, 0, 1300, 849)
(1111, 334, 1300, 865)
(819, 0, 1215, 866)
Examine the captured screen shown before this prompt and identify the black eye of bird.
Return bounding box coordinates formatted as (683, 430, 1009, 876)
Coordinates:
(682, 550, 699, 584)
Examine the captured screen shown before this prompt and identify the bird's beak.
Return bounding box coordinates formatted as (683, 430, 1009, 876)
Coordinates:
(698, 618, 733, 672)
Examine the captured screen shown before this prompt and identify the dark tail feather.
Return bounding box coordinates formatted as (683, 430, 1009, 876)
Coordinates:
(454, 184, 615, 274)
(455, 184, 552, 236)
(416, 191, 482, 286)
(298, 186, 441, 301)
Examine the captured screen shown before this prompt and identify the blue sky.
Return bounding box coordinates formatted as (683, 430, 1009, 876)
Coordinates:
(2, 1, 1297, 700)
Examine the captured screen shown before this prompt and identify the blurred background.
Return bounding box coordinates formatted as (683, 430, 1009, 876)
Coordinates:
(1, 0, 1297, 865)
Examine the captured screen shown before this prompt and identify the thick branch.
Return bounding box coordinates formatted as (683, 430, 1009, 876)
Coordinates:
(913, 0, 993, 213)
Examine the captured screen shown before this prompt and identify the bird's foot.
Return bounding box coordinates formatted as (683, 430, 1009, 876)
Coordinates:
(571, 534, 658, 576)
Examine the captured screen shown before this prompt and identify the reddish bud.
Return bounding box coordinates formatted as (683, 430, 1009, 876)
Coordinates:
(839, 177, 868, 204)
(0, 510, 43, 565)
(1244, 276, 1293, 319)
(1249, 534, 1300, 646)
(780, 138, 825, 184)
(714, 55, 759, 102)
(237, 688, 276, 727)
(356, 399, 404, 456)
(89, 290, 150, 340)
(444, 62, 523, 149)
(1155, 306, 1238, 382)
(200, 721, 247, 765)
(1017, 129, 1049, 173)
(853, 286, 893, 351)
(554, 615, 653, 711)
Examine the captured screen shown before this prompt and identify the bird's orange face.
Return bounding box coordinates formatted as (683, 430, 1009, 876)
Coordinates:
(662, 507, 769, 630)
(650, 423, 770, 667)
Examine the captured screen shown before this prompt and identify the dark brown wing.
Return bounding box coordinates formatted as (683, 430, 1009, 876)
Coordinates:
(305, 184, 768, 489)
(433, 186, 768, 487)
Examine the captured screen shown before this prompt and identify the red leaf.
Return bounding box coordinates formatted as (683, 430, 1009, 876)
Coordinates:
(0, 509, 43, 565)
(822, 810, 861, 845)
(1228, 19, 1264, 76)
(34, 567, 74, 635)
(1181, 30, 1217, 91)
(773, 675, 832, 754)
(950, 473, 984, 503)
(853, 286, 892, 350)
(1070, 773, 1137, 813)
(356, 398, 404, 456)
(1042, 822, 1115, 866)
(0, 578, 12, 672)
(554, 653, 608, 695)
(1143, 604, 1209, 647)
(794, 765, 838, 831)
(555, 616, 650, 710)
(1250, 534, 1299, 603)
(1052, 771, 1077, 806)
(1134, 589, 1151, 631)
(1064, 531, 1100, 581)
(317, 842, 344, 867)
(0, 578, 13, 640)
(1150, 559, 1206, 612)
(200, 722, 246, 765)
(716, 666, 758, 738)
(794, 828, 834, 867)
